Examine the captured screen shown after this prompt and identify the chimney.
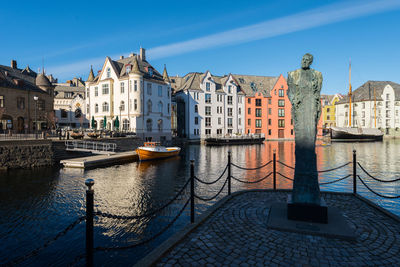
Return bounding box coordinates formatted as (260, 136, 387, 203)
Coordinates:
(129, 53, 135, 57)
(140, 48, 146, 61)
(11, 60, 17, 69)
(120, 55, 124, 60)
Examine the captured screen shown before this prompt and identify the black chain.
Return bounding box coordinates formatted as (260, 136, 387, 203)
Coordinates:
(95, 178, 190, 220)
(277, 161, 295, 170)
(5, 216, 85, 266)
(357, 175, 400, 199)
(231, 172, 273, 184)
(277, 172, 294, 181)
(195, 177, 228, 201)
(357, 162, 400, 183)
(194, 164, 228, 185)
(318, 162, 352, 173)
(231, 160, 272, 170)
(319, 174, 351, 185)
(94, 198, 190, 251)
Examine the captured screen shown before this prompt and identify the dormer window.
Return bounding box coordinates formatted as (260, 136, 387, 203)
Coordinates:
(148, 68, 153, 76)
(228, 85, 232, 94)
(126, 65, 131, 74)
(106, 68, 111, 78)
(206, 82, 210, 91)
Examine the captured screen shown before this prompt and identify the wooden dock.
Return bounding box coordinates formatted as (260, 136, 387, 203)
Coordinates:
(60, 151, 138, 169)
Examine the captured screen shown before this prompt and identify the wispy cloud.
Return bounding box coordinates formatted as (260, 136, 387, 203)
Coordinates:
(48, 0, 400, 79)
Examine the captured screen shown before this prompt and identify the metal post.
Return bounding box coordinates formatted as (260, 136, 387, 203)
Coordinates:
(85, 179, 94, 267)
(34, 96, 38, 139)
(353, 149, 357, 195)
(228, 151, 231, 195)
(273, 150, 276, 190)
(190, 160, 195, 223)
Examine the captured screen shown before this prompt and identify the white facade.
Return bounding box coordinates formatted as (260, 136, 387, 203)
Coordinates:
(176, 72, 245, 139)
(85, 52, 172, 141)
(336, 83, 400, 132)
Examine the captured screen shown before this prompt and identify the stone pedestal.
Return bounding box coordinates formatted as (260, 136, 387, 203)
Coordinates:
(287, 195, 328, 224)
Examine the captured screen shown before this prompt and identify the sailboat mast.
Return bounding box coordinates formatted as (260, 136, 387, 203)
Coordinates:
(349, 60, 352, 127)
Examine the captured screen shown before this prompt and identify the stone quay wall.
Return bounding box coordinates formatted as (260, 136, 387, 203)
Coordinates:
(0, 140, 53, 169)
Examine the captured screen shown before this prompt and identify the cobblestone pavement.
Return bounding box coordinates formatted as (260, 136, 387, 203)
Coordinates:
(156, 191, 400, 266)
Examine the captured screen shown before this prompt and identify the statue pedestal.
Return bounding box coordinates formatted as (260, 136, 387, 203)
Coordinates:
(287, 195, 328, 224)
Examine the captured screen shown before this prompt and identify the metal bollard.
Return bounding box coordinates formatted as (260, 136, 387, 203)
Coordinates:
(85, 179, 94, 267)
(227, 151, 231, 195)
(190, 160, 195, 223)
(273, 150, 276, 190)
(353, 150, 357, 195)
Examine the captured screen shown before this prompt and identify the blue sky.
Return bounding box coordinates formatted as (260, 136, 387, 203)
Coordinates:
(1, 0, 400, 95)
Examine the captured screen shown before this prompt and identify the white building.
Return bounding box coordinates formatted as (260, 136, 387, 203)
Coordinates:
(173, 71, 245, 139)
(336, 81, 400, 136)
(85, 48, 172, 141)
(54, 78, 89, 129)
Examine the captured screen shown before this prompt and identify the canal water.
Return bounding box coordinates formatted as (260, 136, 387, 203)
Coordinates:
(1, 140, 399, 266)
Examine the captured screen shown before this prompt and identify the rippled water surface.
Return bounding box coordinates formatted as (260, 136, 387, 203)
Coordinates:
(1, 140, 399, 266)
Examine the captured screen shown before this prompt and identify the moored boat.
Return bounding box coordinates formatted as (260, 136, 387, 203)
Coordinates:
(136, 142, 181, 161)
(330, 127, 383, 142)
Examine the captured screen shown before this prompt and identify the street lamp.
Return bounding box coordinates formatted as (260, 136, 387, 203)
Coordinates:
(33, 96, 38, 139)
(119, 105, 122, 132)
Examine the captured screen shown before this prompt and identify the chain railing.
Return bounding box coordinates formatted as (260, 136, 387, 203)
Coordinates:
(9, 149, 399, 266)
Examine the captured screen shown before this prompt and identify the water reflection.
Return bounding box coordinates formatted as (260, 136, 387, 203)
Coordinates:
(0, 140, 399, 266)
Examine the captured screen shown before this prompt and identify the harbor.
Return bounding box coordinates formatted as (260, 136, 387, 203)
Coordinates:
(1, 140, 399, 266)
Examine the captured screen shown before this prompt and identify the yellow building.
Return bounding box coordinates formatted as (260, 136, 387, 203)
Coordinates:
(321, 94, 343, 128)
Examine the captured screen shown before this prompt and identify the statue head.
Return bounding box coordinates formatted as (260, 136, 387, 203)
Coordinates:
(301, 53, 313, 69)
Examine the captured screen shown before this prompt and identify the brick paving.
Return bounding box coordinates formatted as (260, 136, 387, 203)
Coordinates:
(156, 191, 400, 266)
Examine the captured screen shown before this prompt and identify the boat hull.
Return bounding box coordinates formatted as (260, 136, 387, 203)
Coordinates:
(204, 137, 265, 146)
(136, 147, 180, 161)
(331, 127, 383, 142)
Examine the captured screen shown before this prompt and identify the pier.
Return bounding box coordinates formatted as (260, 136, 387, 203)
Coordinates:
(60, 151, 138, 169)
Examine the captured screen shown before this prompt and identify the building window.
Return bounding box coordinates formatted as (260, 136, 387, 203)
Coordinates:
(228, 96, 233, 105)
(146, 119, 152, 132)
(158, 86, 162, 97)
(268, 108, 271, 115)
(147, 83, 152, 95)
(327, 107, 330, 113)
(291, 119, 293, 125)
(147, 100, 152, 113)
(158, 102, 163, 113)
(248, 119, 251, 126)
(217, 129, 222, 135)
(387, 93, 390, 100)
(106, 67, 111, 78)
(205, 129, 211, 135)
(123, 119, 130, 130)
(120, 101, 125, 111)
(205, 106, 211, 115)
(195, 105, 198, 113)
(255, 108, 262, 117)
(95, 87, 98, 96)
(206, 82, 210, 91)
(167, 88, 170, 98)
(228, 108, 233, 116)
(291, 129, 293, 135)
(95, 104, 98, 113)
(327, 115, 330, 120)
(278, 119, 285, 127)
(248, 108, 251, 115)
(217, 117, 221, 125)
(134, 99, 137, 110)
(205, 117, 211, 127)
(268, 119, 271, 125)
(268, 129, 271, 135)
(17, 97, 25, 109)
(87, 104, 89, 114)
(195, 117, 199, 125)
(228, 85, 232, 94)
(278, 109, 285, 117)
(205, 94, 211, 103)
(279, 89, 284, 97)
(255, 119, 262, 128)
(278, 100, 285, 107)
(256, 99, 262, 106)
(102, 102, 109, 112)
(61, 109, 68, 118)
(228, 118, 233, 127)
(268, 99, 271, 104)
(238, 108, 241, 115)
(167, 103, 170, 114)
(102, 84, 109, 95)
(134, 80, 138, 91)
(248, 98, 251, 104)
(37, 100, 45, 111)
(120, 82, 125, 93)
(386, 101, 390, 108)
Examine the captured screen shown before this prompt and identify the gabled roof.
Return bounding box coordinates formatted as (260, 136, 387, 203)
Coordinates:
(232, 74, 278, 97)
(337, 81, 400, 104)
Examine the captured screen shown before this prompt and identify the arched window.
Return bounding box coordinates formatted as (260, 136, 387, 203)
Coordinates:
(120, 101, 125, 111)
(106, 67, 111, 78)
(146, 119, 152, 132)
(102, 102, 109, 112)
(147, 100, 152, 113)
(158, 119, 163, 132)
(158, 101, 163, 113)
(95, 104, 99, 113)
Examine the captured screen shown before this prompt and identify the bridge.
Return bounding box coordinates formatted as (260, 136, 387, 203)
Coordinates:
(65, 140, 117, 154)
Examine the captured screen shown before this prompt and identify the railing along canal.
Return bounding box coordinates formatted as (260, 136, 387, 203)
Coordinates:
(6, 150, 400, 266)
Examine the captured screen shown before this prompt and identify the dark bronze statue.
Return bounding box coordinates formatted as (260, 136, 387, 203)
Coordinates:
(287, 53, 323, 205)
